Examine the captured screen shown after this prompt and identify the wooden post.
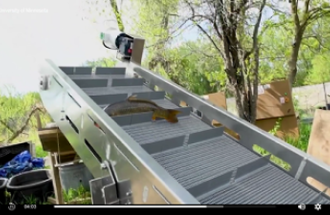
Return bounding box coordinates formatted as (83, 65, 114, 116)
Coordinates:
(38, 119, 78, 204)
(49, 152, 63, 204)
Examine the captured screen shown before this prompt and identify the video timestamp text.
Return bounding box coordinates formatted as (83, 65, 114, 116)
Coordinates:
(24, 204, 37, 209)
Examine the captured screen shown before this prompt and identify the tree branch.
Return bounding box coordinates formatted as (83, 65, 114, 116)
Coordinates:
(306, 8, 330, 24)
(0, 119, 15, 134)
(266, 3, 289, 16)
(300, 0, 311, 28)
(168, 13, 180, 17)
(145, 22, 193, 49)
(211, 0, 223, 41)
(251, 0, 266, 100)
(4, 106, 44, 143)
(303, 34, 330, 50)
(184, 0, 224, 58)
(195, 23, 224, 59)
(290, 0, 300, 28)
(301, 2, 330, 27)
(302, 0, 310, 16)
(251, 0, 266, 53)
(259, 14, 289, 37)
(186, 42, 218, 58)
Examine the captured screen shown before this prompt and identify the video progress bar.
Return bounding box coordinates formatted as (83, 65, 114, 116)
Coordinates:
(220, 206, 276, 209)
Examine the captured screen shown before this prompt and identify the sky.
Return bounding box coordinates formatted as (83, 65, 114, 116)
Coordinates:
(0, 0, 113, 94)
(0, 0, 280, 95)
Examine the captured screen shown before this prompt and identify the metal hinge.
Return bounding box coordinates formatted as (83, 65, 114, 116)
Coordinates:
(40, 75, 50, 90)
(90, 161, 132, 204)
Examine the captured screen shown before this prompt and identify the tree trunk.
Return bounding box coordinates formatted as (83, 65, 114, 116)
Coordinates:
(287, 0, 310, 88)
(288, 30, 304, 87)
(233, 84, 257, 124)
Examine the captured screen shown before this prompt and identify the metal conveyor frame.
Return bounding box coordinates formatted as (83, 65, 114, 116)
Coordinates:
(38, 39, 330, 204)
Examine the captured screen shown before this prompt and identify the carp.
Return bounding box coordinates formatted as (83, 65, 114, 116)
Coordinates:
(104, 95, 181, 123)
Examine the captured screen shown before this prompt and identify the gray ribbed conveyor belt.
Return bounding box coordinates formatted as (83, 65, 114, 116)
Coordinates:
(62, 66, 330, 204)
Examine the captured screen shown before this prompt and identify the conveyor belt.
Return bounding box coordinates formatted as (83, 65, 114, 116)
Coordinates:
(39, 61, 330, 204)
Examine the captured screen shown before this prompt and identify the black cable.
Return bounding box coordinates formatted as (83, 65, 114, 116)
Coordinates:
(102, 41, 116, 50)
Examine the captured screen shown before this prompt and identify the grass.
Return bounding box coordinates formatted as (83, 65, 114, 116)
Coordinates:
(2, 191, 52, 205)
(62, 185, 92, 204)
(285, 123, 312, 152)
(3, 184, 91, 205)
(35, 144, 48, 158)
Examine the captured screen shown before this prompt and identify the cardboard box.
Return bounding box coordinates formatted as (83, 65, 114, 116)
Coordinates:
(181, 81, 299, 140)
(255, 80, 299, 139)
(255, 115, 299, 139)
(306, 109, 330, 196)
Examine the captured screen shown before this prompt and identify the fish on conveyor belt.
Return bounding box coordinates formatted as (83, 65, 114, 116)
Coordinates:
(103, 95, 181, 123)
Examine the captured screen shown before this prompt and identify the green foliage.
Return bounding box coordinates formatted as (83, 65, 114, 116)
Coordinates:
(62, 184, 91, 204)
(84, 0, 121, 25)
(285, 123, 312, 153)
(2, 186, 91, 205)
(269, 118, 282, 136)
(129, 0, 180, 45)
(0, 87, 52, 144)
(109, 0, 124, 31)
(305, 54, 330, 84)
(162, 40, 224, 95)
(85, 58, 116, 68)
(292, 95, 311, 118)
(36, 145, 48, 158)
(293, 96, 299, 111)
(258, 4, 330, 86)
